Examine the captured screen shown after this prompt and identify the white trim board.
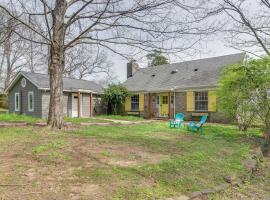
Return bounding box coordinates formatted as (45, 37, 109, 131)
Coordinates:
(28, 91, 34, 112)
(14, 92, 20, 112)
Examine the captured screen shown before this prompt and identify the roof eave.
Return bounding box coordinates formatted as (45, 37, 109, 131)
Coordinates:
(41, 88, 102, 94)
(128, 85, 218, 93)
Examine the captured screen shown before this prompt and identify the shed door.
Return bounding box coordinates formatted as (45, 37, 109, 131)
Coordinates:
(72, 94, 82, 118)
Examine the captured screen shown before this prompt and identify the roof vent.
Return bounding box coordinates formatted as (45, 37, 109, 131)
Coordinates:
(194, 68, 198, 72)
(171, 69, 178, 74)
(152, 74, 156, 77)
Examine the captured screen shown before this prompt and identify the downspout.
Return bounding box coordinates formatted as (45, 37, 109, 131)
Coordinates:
(174, 89, 176, 118)
(171, 87, 176, 118)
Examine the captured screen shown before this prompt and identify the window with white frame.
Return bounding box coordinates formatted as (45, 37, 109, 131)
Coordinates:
(15, 93, 20, 111)
(195, 91, 208, 111)
(21, 78, 26, 88)
(28, 91, 34, 112)
(131, 95, 139, 111)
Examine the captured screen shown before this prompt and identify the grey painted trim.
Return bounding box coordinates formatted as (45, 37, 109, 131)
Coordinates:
(5, 72, 41, 93)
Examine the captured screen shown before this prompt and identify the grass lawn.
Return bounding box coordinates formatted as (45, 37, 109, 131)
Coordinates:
(95, 114, 145, 121)
(0, 122, 269, 200)
(0, 113, 112, 124)
(0, 113, 43, 123)
(64, 117, 112, 124)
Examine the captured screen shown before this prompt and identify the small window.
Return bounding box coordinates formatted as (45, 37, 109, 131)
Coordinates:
(131, 95, 139, 111)
(28, 91, 34, 112)
(195, 91, 208, 111)
(21, 78, 26, 87)
(15, 93, 20, 111)
(162, 96, 168, 104)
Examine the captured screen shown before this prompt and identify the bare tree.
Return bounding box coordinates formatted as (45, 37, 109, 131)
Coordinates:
(203, 0, 270, 56)
(0, 0, 213, 128)
(64, 45, 113, 80)
(0, 16, 29, 89)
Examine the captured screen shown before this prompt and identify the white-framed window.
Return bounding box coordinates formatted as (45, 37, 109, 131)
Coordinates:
(28, 91, 34, 112)
(15, 93, 20, 111)
(131, 95, 139, 111)
(195, 91, 208, 111)
(21, 78, 26, 88)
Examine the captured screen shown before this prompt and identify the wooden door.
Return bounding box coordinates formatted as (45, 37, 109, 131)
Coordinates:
(159, 94, 169, 117)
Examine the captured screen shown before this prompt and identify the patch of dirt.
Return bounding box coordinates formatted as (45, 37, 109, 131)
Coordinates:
(107, 160, 139, 167)
(70, 138, 170, 167)
(70, 184, 101, 199)
(0, 127, 172, 200)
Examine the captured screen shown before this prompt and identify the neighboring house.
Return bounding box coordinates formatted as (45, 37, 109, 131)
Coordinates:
(6, 71, 105, 118)
(123, 53, 246, 122)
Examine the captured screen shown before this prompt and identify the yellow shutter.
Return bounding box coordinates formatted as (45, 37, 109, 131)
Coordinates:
(139, 93, 144, 111)
(208, 91, 217, 112)
(125, 96, 131, 111)
(186, 91, 195, 111)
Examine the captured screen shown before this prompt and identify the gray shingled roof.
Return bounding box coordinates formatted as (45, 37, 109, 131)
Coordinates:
(123, 53, 245, 92)
(21, 71, 103, 93)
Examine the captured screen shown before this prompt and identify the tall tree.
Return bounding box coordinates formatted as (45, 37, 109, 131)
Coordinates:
(0, 0, 213, 128)
(0, 16, 29, 89)
(218, 57, 270, 153)
(218, 63, 257, 131)
(147, 50, 169, 67)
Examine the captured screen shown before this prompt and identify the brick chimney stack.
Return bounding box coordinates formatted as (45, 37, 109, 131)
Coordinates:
(127, 60, 139, 79)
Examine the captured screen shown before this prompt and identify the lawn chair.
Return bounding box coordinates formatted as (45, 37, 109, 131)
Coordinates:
(187, 115, 208, 134)
(170, 113, 184, 128)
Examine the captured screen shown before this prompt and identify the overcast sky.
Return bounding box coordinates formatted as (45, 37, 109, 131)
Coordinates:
(1, 0, 265, 85)
(86, 0, 266, 84)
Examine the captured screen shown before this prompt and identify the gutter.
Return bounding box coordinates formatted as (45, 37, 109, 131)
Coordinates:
(41, 88, 100, 94)
(129, 85, 218, 94)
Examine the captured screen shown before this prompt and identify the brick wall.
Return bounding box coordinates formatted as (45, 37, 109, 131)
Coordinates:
(131, 91, 232, 123)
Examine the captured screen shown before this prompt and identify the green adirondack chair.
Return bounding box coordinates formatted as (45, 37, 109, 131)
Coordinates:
(170, 113, 184, 128)
(187, 115, 208, 134)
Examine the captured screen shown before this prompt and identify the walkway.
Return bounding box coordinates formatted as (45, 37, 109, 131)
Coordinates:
(91, 117, 157, 125)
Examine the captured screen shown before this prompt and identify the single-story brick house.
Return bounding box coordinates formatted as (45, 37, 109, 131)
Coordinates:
(123, 53, 246, 122)
(6, 71, 104, 118)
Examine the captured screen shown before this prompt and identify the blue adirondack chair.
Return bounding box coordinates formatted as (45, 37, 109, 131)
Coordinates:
(187, 115, 208, 134)
(170, 113, 184, 128)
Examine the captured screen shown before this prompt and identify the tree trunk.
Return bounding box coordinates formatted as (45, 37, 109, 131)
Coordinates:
(107, 102, 112, 115)
(4, 31, 12, 89)
(262, 126, 270, 156)
(0, 48, 6, 81)
(47, 0, 67, 129)
(265, 123, 270, 143)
